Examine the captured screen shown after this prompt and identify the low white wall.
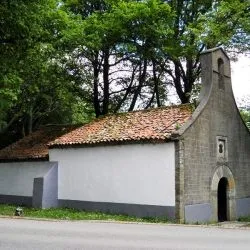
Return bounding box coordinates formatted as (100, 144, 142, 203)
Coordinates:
(50, 143, 175, 206)
(0, 162, 53, 197)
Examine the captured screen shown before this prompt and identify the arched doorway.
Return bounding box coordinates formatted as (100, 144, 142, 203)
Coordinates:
(211, 166, 236, 222)
(217, 177, 228, 221)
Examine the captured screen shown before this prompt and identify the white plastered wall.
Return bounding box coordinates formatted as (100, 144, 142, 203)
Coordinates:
(0, 162, 53, 196)
(50, 143, 175, 206)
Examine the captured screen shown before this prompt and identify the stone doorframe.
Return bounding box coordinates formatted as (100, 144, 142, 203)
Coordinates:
(211, 165, 236, 221)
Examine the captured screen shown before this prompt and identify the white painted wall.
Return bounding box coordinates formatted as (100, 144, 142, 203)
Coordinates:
(50, 143, 175, 206)
(0, 162, 53, 196)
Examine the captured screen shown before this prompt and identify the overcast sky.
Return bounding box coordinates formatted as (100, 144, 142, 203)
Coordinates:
(231, 54, 250, 103)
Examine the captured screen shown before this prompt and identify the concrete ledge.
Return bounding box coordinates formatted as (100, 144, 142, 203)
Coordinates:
(59, 199, 175, 219)
(185, 203, 212, 223)
(0, 195, 32, 206)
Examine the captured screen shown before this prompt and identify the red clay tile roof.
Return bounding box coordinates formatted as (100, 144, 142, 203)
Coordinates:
(0, 125, 80, 161)
(49, 104, 193, 147)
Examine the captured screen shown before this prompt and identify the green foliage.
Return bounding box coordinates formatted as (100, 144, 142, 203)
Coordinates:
(61, 0, 175, 115)
(1, 0, 250, 146)
(199, 0, 250, 52)
(238, 216, 250, 223)
(238, 95, 250, 129)
(0, 0, 94, 147)
(240, 109, 250, 129)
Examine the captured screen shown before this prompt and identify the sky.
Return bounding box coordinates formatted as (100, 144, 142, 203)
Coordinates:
(231, 54, 250, 104)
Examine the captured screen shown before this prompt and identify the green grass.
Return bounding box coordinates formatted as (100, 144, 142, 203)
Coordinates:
(238, 217, 250, 227)
(0, 204, 170, 223)
(238, 216, 250, 223)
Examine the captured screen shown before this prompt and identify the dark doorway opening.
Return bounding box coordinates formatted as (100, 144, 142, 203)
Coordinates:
(218, 177, 228, 222)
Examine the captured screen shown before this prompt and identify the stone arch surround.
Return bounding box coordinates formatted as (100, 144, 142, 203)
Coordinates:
(211, 166, 236, 221)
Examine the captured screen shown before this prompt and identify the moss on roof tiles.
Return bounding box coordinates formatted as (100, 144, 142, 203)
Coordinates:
(50, 104, 193, 147)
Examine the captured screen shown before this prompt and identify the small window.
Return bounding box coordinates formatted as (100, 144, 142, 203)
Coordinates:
(216, 136, 228, 162)
(218, 58, 225, 90)
(218, 139, 225, 157)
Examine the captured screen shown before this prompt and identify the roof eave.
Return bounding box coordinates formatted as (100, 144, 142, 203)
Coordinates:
(48, 137, 178, 149)
(0, 155, 49, 163)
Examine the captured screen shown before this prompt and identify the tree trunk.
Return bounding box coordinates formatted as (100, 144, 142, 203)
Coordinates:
(153, 59, 161, 107)
(174, 62, 189, 103)
(128, 58, 147, 111)
(114, 66, 136, 113)
(102, 48, 110, 115)
(93, 55, 101, 117)
(185, 57, 194, 95)
(28, 105, 33, 135)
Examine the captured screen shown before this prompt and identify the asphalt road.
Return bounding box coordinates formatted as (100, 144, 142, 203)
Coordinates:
(0, 218, 250, 250)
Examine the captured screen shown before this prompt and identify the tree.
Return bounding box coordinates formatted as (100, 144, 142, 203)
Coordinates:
(0, 0, 94, 147)
(63, 0, 250, 116)
(158, 0, 250, 103)
(62, 0, 175, 116)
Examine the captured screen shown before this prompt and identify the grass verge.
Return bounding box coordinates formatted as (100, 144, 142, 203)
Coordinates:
(238, 216, 250, 224)
(0, 204, 170, 223)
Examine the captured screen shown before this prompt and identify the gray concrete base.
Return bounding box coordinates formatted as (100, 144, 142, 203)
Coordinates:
(236, 197, 250, 218)
(0, 195, 32, 206)
(59, 199, 175, 219)
(185, 203, 212, 223)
